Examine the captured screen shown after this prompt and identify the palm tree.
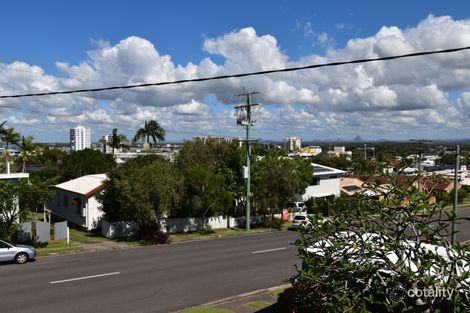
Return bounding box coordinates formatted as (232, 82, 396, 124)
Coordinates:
(132, 120, 165, 148)
(108, 129, 128, 156)
(20, 136, 35, 173)
(3, 128, 21, 149)
(0, 121, 8, 142)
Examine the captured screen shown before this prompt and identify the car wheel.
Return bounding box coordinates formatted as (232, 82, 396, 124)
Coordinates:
(15, 252, 28, 264)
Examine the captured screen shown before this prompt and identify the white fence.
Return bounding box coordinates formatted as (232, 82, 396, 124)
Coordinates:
(17, 221, 69, 243)
(101, 213, 296, 239)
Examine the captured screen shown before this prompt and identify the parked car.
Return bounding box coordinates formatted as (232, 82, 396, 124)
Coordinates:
(0, 240, 36, 264)
(291, 214, 311, 228)
(287, 201, 306, 212)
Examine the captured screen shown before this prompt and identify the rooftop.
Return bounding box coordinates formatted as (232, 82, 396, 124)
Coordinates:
(54, 174, 108, 197)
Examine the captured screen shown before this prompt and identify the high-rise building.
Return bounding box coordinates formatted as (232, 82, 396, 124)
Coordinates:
(284, 136, 301, 152)
(70, 125, 91, 152)
(101, 133, 113, 154)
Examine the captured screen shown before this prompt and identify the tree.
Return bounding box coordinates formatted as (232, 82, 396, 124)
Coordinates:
(281, 169, 470, 312)
(107, 128, 128, 155)
(0, 182, 22, 241)
(132, 120, 165, 148)
(18, 178, 53, 215)
(2, 127, 21, 149)
(252, 154, 311, 215)
(61, 148, 116, 181)
(19, 136, 35, 172)
(175, 139, 244, 218)
(0, 120, 8, 141)
(99, 155, 183, 237)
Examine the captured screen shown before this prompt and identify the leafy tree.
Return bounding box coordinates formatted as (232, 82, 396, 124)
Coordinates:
(281, 169, 470, 312)
(18, 178, 53, 214)
(132, 120, 165, 148)
(61, 148, 116, 181)
(175, 139, 244, 218)
(2, 127, 21, 149)
(252, 154, 311, 215)
(0, 182, 22, 241)
(107, 128, 128, 155)
(310, 153, 351, 171)
(99, 155, 183, 236)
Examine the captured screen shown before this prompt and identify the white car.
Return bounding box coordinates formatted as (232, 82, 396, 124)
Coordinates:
(0, 240, 37, 264)
(292, 214, 311, 228)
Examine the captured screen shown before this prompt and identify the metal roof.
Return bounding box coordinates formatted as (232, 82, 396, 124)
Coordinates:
(312, 163, 346, 177)
(54, 174, 107, 197)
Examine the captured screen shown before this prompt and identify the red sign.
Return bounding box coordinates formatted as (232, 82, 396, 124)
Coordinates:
(282, 209, 289, 221)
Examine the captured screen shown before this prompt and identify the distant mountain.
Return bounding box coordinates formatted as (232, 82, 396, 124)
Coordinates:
(353, 135, 363, 142)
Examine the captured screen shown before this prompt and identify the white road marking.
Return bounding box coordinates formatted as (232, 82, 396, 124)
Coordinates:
(252, 247, 287, 254)
(50, 272, 120, 284)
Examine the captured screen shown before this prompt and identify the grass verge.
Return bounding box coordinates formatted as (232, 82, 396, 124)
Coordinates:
(169, 227, 282, 242)
(180, 308, 235, 313)
(245, 301, 271, 309)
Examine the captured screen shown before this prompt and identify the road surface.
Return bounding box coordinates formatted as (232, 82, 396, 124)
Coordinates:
(0, 231, 300, 313)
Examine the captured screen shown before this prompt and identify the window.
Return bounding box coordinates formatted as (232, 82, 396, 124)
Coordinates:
(312, 177, 320, 185)
(0, 241, 11, 249)
(63, 194, 69, 207)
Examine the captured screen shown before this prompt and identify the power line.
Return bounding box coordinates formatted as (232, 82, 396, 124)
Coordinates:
(1, 46, 469, 99)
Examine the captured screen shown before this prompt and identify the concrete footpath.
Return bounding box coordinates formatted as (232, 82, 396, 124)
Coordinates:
(177, 284, 290, 313)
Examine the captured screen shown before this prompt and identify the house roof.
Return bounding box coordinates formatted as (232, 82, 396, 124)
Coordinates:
(312, 163, 346, 177)
(54, 174, 108, 197)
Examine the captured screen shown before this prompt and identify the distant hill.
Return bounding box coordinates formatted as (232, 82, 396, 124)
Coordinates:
(353, 135, 363, 142)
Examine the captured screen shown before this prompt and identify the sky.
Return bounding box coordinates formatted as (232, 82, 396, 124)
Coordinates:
(1, 0, 470, 143)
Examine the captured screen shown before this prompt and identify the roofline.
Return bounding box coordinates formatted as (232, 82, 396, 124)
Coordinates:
(52, 182, 106, 198)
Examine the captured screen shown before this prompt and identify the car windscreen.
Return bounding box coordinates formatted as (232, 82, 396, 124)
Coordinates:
(293, 216, 306, 220)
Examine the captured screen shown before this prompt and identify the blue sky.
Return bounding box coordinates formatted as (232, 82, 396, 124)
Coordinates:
(1, 1, 470, 142)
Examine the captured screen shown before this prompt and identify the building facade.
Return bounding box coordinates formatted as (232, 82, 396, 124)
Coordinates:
(302, 163, 346, 200)
(284, 136, 301, 152)
(70, 125, 91, 152)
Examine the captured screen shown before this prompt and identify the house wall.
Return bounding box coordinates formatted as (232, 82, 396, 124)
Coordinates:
(46, 188, 103, 230)
(86, 196, 104, 230)
(303, 175, 342, 200)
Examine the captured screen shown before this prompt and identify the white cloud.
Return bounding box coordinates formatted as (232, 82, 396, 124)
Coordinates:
(1, 15, 470, 141)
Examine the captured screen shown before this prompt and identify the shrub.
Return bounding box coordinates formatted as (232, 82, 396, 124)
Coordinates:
(284, 172, 470, 312)
(264, 217, 283, 230)
(140, 231, 170, 245)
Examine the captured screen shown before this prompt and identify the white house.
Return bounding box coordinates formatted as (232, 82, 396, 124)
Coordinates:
(302, 163, 346, 200)
(46, 174, 107, 230)
(0, 171, 29, 224)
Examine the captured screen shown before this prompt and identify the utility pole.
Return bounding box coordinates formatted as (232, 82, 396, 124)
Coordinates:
(358, 143, 374, 161)
(451, 145, 460, 245)
(235, 91, 259, 231)
(410, 139, 432, 172)
(410, 139, 432, 191)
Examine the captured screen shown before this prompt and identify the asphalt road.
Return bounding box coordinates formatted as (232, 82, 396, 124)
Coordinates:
(0, 231, 300, 313)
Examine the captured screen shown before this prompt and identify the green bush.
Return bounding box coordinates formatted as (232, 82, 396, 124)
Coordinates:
(284, 172, 470, 312)
(264, 217, 283, 230)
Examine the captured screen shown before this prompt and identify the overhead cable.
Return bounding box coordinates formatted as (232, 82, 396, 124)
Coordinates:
(0, 46, 469, 99)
